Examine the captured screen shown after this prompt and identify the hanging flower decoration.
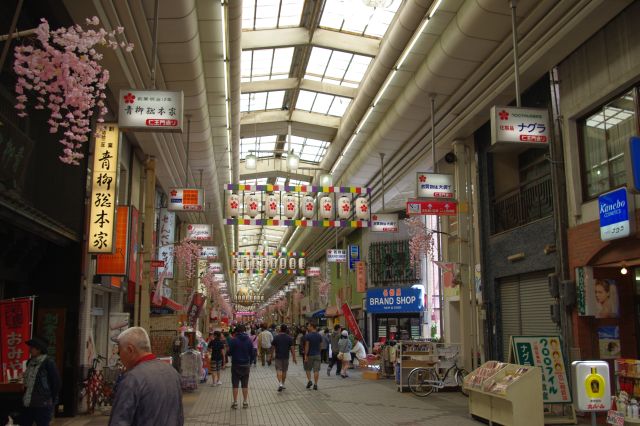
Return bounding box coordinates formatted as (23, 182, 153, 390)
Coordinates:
(404, 216, 434, 266)
(174, 238, 201, 280)
(13, 17, 134, 165)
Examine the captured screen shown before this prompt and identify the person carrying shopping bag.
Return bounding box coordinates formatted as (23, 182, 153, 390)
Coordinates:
(337, 330, 352, 378)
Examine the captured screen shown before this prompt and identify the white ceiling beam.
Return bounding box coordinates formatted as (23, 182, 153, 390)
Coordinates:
(241, 110, 340, 129)
(240, 120, 337, 141)
(241, 27, 379, 57)
(299, 79, 357, 98)
(241, 78, 357, 98)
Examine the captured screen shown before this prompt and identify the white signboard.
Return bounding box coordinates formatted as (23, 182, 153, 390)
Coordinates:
(598, 187, 635, 241)
(157, 209, 176, 279)
(200, 246, 218, 259)
(88, 124, 120, 253)
(371, 213, 399, 232)
(118, 89, 184, 132)
(295, 276, 306, 285)
(208, 262, 223, 274)
(571, 361, 611, 412)
(490, 105, 551, 146)
(186, 224, 212, 241)
(327, 249, 347, 263)
(306, 266, 321, 277)
(168, 188, 205, 211)
(416, 173, 454, 199)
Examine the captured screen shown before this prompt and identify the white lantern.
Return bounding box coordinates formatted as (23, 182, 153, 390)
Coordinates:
(355, 197, 369, 220)
(269, 257, 278, 270)
(337, 196, 351, 219)
(284, 194, 297, 219)
(279, 257, 287, 270)
(289, 257, 297, 270)
(246, 194, 260, 218)
(227, 194, 240, 217)
(320, 196, 333, 219)
(266, 194, 278, 218)
(298, 257, 305, 270)
(301, 195, 315, 219)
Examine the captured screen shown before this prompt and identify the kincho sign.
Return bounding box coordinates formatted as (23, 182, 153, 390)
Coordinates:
(365, 287, 422, 313)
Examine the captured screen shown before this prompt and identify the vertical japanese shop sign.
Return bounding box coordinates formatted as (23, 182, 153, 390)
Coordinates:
(341, 303, 364, 342)
(96, 206, 130, 275)
(0, 298, 33, 381)
(511, 336, 571, 403)
(128, 207, 139, 284)
(36, 308, 65, 377)
(157, 209, 176, 279)
(88, 124, 120, 253)
(356, 261, 366, 293)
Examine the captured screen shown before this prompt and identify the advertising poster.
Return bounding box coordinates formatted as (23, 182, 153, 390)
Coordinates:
(0, 298, 33, 381)
(594, 279, 619, 319)
(598, 326, 620, 359)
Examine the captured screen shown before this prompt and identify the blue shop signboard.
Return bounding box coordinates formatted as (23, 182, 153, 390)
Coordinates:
(598, 187, 635, 241)
(365, 287, 423, 314)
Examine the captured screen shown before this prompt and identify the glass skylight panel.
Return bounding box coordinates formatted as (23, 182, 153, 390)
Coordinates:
(319, 0, 401, 38)
(295, 90, 352, 117)
(240, 135, 278, 160)
(243, 0, 304, 30)
(305, 47, 372, 87)
(241, 48, 294, 82)
(328, 96, 351, 116)
(240, 91, 286, 112)
(295, 90, 316, 111)
(288, 136, 329, 164)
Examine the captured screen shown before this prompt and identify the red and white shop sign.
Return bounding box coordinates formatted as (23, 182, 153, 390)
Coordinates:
(0, 298, 33, 381)
(406, 200, 457, 216)
(118, 90, 184, 132)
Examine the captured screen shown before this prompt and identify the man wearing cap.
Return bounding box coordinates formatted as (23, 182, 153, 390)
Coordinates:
(20, 337, 60, 426)
(109, 327, 183, 426)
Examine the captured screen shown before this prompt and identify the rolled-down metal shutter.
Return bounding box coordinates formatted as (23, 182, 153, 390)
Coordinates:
(500, 276, 520, 360)
(500, 271, 558, 360)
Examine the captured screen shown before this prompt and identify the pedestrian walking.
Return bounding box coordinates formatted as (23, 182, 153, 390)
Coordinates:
(208, 331, 226, 386)
(19, 337, 60, 426)
(303, 323, 323, 390)
(249, 329, 258, 366)
(109, 327, 184, 425)
(320, 328, 329, 363)
(227, 324, 255, 409)
(351, 337, 367, 367)
(270, 324, 297, 392)
(327, 324, 343, 376)
(258, 326, 273, 366)
(338, 330, 352, 378)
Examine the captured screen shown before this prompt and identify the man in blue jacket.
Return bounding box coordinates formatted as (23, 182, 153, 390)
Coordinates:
(228, 324, 255, 409)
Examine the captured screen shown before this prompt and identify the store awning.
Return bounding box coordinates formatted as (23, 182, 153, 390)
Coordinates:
(151, 292, 183, 312)
(305, 309, 326, 319)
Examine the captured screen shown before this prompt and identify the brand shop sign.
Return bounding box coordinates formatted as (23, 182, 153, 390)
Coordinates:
(370, 213, 399, 233)
(365, 287, 423, 314)
(416, 173, 454, 198)
(186, 224, 212, 241)
(118, 90, 184, 132)
(490, 106, 550, 146)
(327, 249, 347, 263)
(168, 188, 205, 211)
(598, 187, 635, 241)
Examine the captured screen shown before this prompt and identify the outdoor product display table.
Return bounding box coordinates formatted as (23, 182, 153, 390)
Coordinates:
(464, 361, 543, 426)
(395, 341, 460, 391)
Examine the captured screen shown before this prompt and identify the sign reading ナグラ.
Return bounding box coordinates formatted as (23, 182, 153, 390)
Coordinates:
(598, 187, 635, 241)
(118, 90, 184, 132)
(88, 124, 120, 253)
(510, 336, 571, 404)
(416, 173, 454, 198)
(490, 106, 551, 146)
(168, 188, 205, 211)
(365, 287, 423, 313)
(370, 213, 399, 232)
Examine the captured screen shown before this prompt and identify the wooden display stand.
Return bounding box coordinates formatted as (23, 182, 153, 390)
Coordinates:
(465, 362, 543, 426)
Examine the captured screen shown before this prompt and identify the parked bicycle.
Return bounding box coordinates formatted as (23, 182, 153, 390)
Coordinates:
(79, 355, 114, 413)
(407, 352, 469, 397)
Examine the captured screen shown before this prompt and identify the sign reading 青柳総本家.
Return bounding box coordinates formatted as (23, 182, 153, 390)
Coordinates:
(416, 173, 454, 198)
(365, 287, 422, 313)
(490, 106, 550, 146)
(118, 90, 184, 132)
(168, 188, 205, 211)
(598, 187, 634, 241)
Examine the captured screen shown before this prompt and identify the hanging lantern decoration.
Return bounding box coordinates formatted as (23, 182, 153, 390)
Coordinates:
(337, 196, 351, 219)
(284, 193, 297, 219)
(320, 196, 333, 219)
(269, 257, 278, 270)
(302, 195, 315, 219)
(355, 197, 369, 221)
(279, 257, 287, 270)
(298, 257, 305, 270)
(266, 194, 278, 218)
(246, 193, 260, 217)
(227, 194, 240, 217)
(288, 257, 297, 270)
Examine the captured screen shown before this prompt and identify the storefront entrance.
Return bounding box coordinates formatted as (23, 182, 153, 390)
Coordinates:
(373, 314, 420, 342)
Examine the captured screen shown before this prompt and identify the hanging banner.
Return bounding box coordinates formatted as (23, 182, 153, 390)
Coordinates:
(36, 308, 65, 379)
(200, 246, 218, 259)
(231, 251, 305, 274)
(186, 224, 212, 241)
(88, 123, 120, 253)
(490, 105, 550, 146)
(416, 173, 455, 198)
(186, 293, 205, 326)
(327, 249, 347, 263)
(0, 298, 33, 382)
(97, 206, 130, 275)
(356, 261, 366, 292)
(118, 89, 184, 132)
(341, 303, 364, 342)
(576, 266, 597, 317)
(406, 199, 457, 216)
(370, 214, 399, 233)
(306, 267, 321, 277)
(157, 209, 176, 279)
(168, 188, 205, 212)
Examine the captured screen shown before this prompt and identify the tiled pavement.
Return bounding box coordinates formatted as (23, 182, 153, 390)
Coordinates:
(56, 363, 484, 425)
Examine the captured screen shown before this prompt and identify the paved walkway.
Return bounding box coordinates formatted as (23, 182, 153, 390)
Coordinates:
(56, 362, 482, 426)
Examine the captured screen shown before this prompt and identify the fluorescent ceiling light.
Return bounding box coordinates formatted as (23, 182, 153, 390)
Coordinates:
(245, 153, 257, 169)
(319, 173, 333, 186)
(287, 151, 299, 170)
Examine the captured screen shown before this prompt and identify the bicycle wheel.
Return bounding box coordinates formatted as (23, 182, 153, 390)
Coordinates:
(455, 368, 470, 397)
(408, 367, 438, 397)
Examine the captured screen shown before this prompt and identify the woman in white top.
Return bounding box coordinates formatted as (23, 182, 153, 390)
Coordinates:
(350, 338, 367, 367)
(337, 330, 352, 378)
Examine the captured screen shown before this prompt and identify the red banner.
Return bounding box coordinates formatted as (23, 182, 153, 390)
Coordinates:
(341, 303, 364, 342)
(128, 206, 139, 283)
(406, 199, 457, 216)
(0, 298, 33, 381)
(97, 206, 130, 275)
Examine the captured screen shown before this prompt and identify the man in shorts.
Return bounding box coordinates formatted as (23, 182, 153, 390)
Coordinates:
(270, 324, 297, 392)
(227, 324, 254, 409)
(208, 331, 226, 386)
(303, 323, 323, 390)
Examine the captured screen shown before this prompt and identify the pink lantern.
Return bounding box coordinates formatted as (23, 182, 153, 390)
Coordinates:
(266, 194, 278, 218)
(320, 196, 333, 219)
(337, 196, 351, 219)
(301, 195, 315, 219)
(284, 194, 297, 219)
(246, 194, 260, 217)
(227, 194, 240, 217)
(355, 197, 369, 220)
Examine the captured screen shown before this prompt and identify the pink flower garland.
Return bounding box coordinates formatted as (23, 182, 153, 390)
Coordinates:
(174, 238, 201, 281)
(404, 216, 434, 266)
(13, 17, 134, 165)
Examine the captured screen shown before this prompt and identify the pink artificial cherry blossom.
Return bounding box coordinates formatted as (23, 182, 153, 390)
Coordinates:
(404, 216, 435, 266)
(174, 238, 201, 280)
(13, 17, 134, 165)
